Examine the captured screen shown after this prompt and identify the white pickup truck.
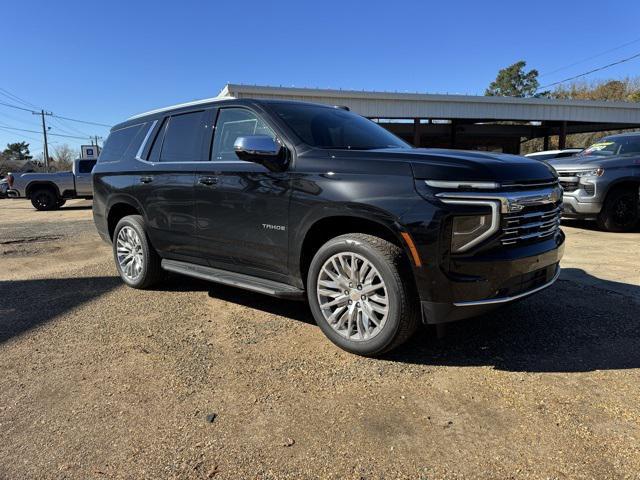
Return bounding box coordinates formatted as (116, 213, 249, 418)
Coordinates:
(6, 158, 95, 210)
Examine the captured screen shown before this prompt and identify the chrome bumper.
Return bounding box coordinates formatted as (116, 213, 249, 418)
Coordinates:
(453, 266, 561, 307)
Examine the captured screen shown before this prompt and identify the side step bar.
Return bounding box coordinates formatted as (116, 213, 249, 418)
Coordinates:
(161, 259, 305, 300)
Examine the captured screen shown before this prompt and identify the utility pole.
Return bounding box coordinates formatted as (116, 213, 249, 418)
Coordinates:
(93, 135, 102, 154)
(33, 110, 52, 172)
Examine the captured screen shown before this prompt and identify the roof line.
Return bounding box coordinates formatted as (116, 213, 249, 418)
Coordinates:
(127, 94, 235, 120)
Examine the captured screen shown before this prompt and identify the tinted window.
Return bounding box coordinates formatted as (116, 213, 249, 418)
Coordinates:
(211, 108, 276, 161)
(99, 123, 145, 162)
(78, 160, 96, 173)
(159, 111, 207, 162)
(147, 119, 167, 162)
(270, 103, 409, 150)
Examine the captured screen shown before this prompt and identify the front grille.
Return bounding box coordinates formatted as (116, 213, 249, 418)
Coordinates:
(500, 179, 558, 191)
(560, 180, 579, 192)
(501, 202, 562, 246)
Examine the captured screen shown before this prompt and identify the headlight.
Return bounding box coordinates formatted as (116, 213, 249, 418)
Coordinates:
(440, 199, 500, 253)
(452, 215, 493, 252)
(576, 168, 604, 177)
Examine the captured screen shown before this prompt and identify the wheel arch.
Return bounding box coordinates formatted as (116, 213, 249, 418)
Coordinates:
(296, 214, 416, 289)
(106, 199, 144, 240)
(25, 181, 61, 198)
(603, 178, 640, 198)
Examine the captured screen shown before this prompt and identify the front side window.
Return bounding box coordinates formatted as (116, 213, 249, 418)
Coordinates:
(158, 111, 207, 162)
(269, 103, 409, 150)
(211, 108, 276, 161)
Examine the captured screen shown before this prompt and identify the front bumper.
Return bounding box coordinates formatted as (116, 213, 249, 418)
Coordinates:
(421, 262, 561, 324)
(402, 182, 565, 325)
(561, 194, 602, 218)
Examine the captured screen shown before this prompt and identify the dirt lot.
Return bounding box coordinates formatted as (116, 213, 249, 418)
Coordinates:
(1, 199, 639, 479)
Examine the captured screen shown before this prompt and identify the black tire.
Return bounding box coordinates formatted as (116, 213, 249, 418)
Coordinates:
(57, 199, 66, 208)
(597, 186, 639, 232)
(30, 188, 58, 211)
(307, 233, 419, 356)
(113, 215, 163, 289)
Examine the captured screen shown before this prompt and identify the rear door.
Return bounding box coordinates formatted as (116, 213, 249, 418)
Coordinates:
(75, 159, 96, 195)
(135, 109, 212, 262)
(195, 106, 291, 279)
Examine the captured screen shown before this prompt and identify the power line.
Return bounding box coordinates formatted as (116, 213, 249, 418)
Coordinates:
(538, 51, 640, 90)
(0, 99, 112, 128)
(0, 100, 35, 113)
(50, 113, 112, 128)
(540, 36, 640, 78)
(0, 87, 40, 109)
(0, 123, 88, 140)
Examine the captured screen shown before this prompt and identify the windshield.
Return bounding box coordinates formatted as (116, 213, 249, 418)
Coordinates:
(580, 136, 640, 157)
(269, 103, 410, 150)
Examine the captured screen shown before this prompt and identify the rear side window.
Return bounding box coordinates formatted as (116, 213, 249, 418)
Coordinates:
(78, 160, 96, 173)
(99, 123, 145, 162)
(158, 111, 207, 162)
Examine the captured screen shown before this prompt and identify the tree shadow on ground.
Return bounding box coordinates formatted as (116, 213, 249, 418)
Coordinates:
(0, 275, 122, 344)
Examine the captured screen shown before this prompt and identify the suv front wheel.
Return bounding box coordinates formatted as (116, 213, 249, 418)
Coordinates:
(113, 215, 163, 289)
(307, 233, 419, 356)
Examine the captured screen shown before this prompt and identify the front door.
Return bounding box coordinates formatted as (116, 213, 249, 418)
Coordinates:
(195, 106, 291, 279)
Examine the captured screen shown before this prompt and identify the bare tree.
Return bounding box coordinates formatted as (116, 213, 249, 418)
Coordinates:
(51, 144, 77, 172)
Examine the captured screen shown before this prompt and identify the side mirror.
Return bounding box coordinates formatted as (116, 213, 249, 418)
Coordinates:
(233, 135, 287, 172)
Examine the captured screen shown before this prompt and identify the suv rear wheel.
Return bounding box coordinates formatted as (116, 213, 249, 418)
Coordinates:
(113, 215, 163, 289)
(307, 233, 419, 356)
(597, 186, 639, 232)
(30, 188, 58, 211)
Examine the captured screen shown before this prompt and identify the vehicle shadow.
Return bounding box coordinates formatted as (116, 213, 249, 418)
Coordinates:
(561, 218, 640, 233)
(59, 205, 93, 211)
(0, 276, 122, 344)
(194, 267, 639, 373)
(384, 268, 640, 373)
(162, 273, 315, 324)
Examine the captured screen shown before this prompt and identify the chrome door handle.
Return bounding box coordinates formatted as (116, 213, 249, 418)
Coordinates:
(139, 176, 153, 184)
(198, 176, 218, 186)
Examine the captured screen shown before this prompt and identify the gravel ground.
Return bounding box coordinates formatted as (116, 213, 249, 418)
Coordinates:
(0, 198, 639, 479)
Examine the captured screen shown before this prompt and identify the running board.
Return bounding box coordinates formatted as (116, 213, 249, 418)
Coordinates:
(161, 259, 304, 299)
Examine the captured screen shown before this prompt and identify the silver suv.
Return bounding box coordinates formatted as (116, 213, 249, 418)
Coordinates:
(549, 133, 640, 232)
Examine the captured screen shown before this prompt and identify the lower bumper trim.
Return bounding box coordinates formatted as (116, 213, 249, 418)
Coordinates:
(453, 266, 561, 307)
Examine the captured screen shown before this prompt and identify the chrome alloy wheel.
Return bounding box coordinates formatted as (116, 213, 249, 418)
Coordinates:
(116, 226, 144, 281)
(317, 252, 389, 341)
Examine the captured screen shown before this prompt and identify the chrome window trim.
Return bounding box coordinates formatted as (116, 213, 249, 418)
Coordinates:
(439, 199, 500, 253)
(134, 120, 158, 161)
(453, 266, 561, 307)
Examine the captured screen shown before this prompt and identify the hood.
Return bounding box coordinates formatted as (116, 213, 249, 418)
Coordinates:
(329, 148, 557, 183)
(549, 153, 638, 171)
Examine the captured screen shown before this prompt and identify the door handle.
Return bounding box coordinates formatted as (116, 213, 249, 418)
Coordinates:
(139, 176, 154, 184)
(198, 176, 218, 186)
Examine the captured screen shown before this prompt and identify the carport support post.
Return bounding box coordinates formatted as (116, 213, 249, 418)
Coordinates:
(543, 135, 549, 151)
(413, 118, 421, 147)
(559, 121, 567, 150)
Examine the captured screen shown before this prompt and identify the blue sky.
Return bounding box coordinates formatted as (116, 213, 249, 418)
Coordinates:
(2, 0, 640, 157)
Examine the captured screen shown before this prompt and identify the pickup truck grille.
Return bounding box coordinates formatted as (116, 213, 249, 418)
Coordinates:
(559, 180, 579, 192)
(501, 202, 562, 246)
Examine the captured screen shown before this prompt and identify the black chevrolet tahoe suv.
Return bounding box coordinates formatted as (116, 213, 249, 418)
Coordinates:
(93, 98, 565, 356)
